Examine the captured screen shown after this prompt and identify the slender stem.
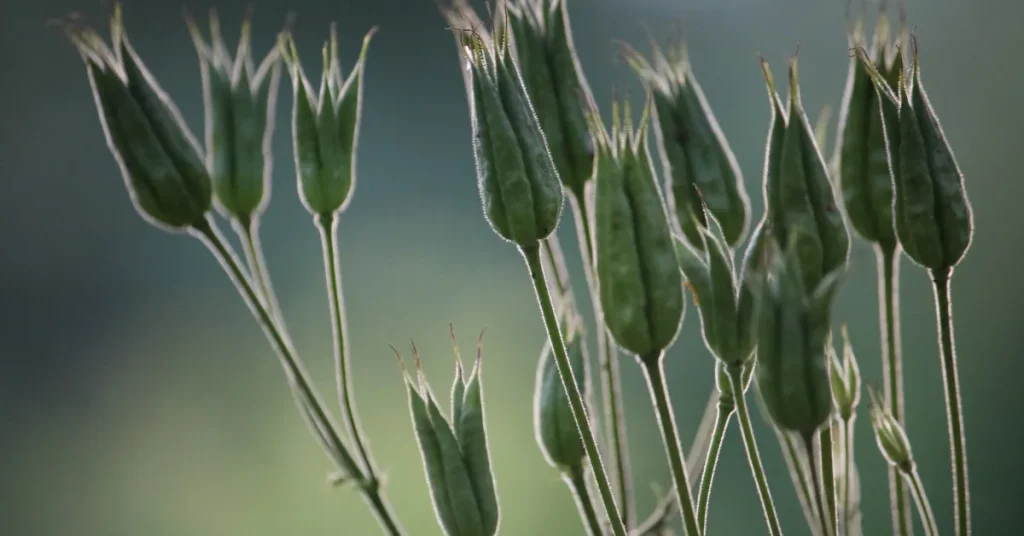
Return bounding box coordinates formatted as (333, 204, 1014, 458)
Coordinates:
(906, 469, 940, 536)
(731, 367, 783, 536)
(640, 358, 702, 536)
(821, 422, 836, 533)
(235, 215, 285, 326)
(569, 191, 633, 525)
(696, 403, 733, 532)
(687, 389, 721, 483)
(520, 243, 627, 536)
(757, 388, 817, 535)
(931, 268, 971, 536)
(839, 417, 855, 535)
(317, 213, 378, 482)
(803, 434, 833, 536)
(877, 245, 912, 536)
(567, 465, 604, 536)
(192, 218, 403, 536)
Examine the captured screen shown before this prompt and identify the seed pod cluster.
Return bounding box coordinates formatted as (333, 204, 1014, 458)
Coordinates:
(761, 58, 850, 291)
(861, 40, 973, 271)
(672, 208, 757, 367)
(283, 25, 375, 216)
(754, 242, 843, 437)
(591, 99, 684, 361)
(463, 30, 565, 247)
(506, 0, 595, 199)
(623, 40, 749, 250)
(835, 15, 903, 249)
(401, 339, 499, 536)
(71, 6, 212, 230)
(533, 319, 589, 472)
(829, 326, 862, 421)
(187, 10, 282, 221)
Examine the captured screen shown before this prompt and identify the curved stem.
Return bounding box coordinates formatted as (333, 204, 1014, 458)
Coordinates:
(317, 213, 378, 482)
(877, 245, 912, 536)
(731, 367, 783, 536)
(235, 215, 285, 327)
(192, 218, 403, 536)
(567, 465, 604, 536)
(696, 403, 733, 532)
(570, 191, 633, 525)
(907, 469, 940, 536)
(640, 358, 702, 536)
(803, 434, 832, 536)
(931, 268, 971, 536)
(520, 243, 627, 536)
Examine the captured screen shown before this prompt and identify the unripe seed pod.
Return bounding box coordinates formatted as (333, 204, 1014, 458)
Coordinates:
(507, 0, 596, 199)
(829, 325, 862, 421)
(283, 25, 375, 217)
(533, 322, 589, 472)
(622, 41, 749, 250)
(71, 7, 212, 230)
(592, 99, 684, 360)
(869, 389, 914, 473)
(754, 242, 842, 437)
(464, 32, 565, 247)
(761, 58, 850, 291)
(187, 10, 282, 220)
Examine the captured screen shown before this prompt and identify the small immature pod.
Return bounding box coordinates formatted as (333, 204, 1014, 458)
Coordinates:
(869, 390, 914, 473)
(283, 25, 375, 216)
(533, 321, 589, 472)
(592, 99, 685, 360)
(623, 40, 749, 249)
(506, 0, 596, 199)
(187, 10, 282, 220)
(828, 326, 862, 421)
(761, 58, 850, 291)
(755, 243, 842, 437)
(70, 6, 212, 230)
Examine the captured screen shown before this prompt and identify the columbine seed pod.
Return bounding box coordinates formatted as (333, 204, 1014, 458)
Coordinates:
(829, 326, 862, 421)
(761, 58, 850, 290)
(672, 209, 756, 367)
(402, 340, 499, 536)
(187, 10, 282, 221)
(834, 16, 902, 249)
(283, 25, 375, 216)
(869, 390, 914, 473)
(623, 40, 749, 249)
(755, 242, 843, 437)
(70, 7, 212, 230)
(506, 0, 595, 199)
(592, 99, 684, 360)
(533, 321, 589, 472)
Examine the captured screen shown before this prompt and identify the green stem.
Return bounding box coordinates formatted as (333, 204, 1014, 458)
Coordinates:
(192, 217, 403, 536)
(821, 423, 836, 533)
(317, 213, 378, 482)
(803, 434, 832, 536)
(520, 243, 627, 536)
(570, 190, 633, 525)
(878, 245, 912, 536)
(906, 469, 940, 536)
(640, 357, 702, 536)
(931, 268, 971, 536)
(696, 403, 733, 532)
(839, 418, 855, 535)
(731, 367, 783, 536)
(756, 390, 817, 534)
(567, 465, 604, 536)
(235, 215, 284, 326)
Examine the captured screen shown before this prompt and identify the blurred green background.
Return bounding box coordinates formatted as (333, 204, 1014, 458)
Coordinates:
(2, 0, 1022, 534)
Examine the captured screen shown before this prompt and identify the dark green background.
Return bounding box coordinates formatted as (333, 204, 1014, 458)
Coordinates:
(2, 0, 1020, 534)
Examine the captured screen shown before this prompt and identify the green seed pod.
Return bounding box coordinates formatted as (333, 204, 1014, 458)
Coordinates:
(401, 338, 499, 536)
(283, 25, 375, 216)
(623, 40, 749, 249)
(755, 242, 842, 437)
(761, 58, 850, 291)
(592, 99, 684, 360)
(829, 326, 862, 421)
(506, 0, 596, 199)
(461, 31, 565, 248)
(187, 10, 282, 220)
(834, 16, 901, 250)
(672, 209, 756, 367)
(71, 7, 212, 230)
(533, 322, 589, 472)
(869, 389, 914, 473)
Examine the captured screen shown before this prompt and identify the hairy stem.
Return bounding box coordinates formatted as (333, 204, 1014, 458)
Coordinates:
(931, 268, 971, 536)
(235, 215, 285, 326)
(907, 469, 940, 536)
(521, 243, 627, 536)
(839, 417, 855, 535)
(804, 433, 833, 536)
(317, 213, 378, 482)
(696, 402, 733, 532)
(640, 357, 702, 536)
(192, 217, 403, 536)
(821, 423, 836, 533)
(878, 244, 912, 536)
(732, 367, 783, 536)
(567, 465, 604, 536)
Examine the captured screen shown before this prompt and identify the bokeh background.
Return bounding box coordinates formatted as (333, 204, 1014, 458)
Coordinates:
(2, 0, 1022, 534)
